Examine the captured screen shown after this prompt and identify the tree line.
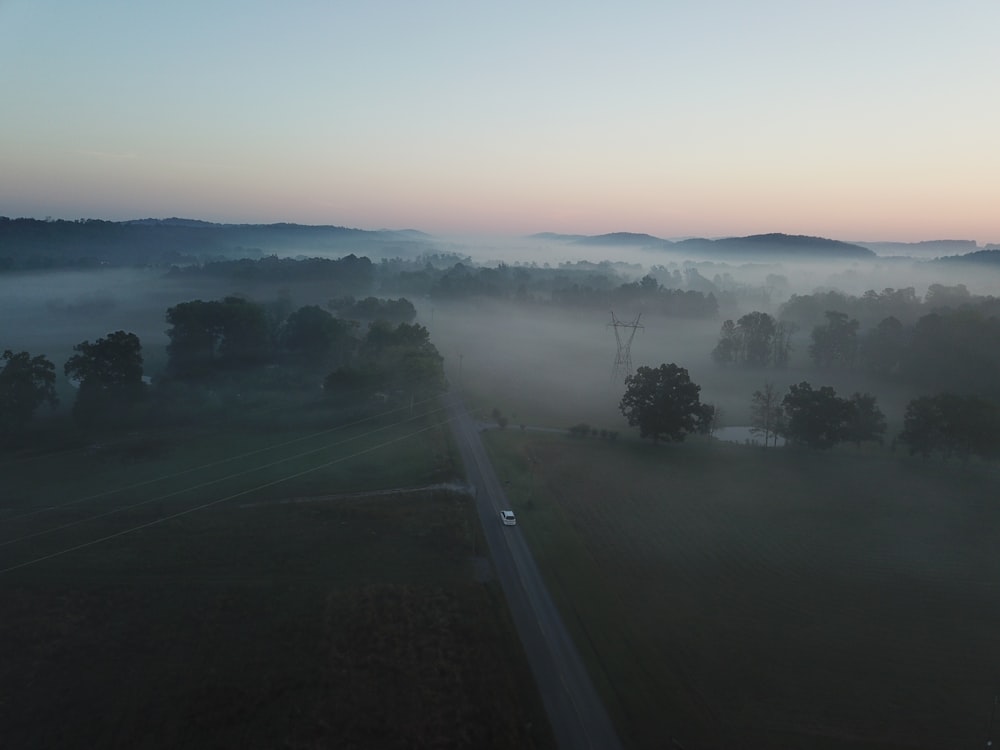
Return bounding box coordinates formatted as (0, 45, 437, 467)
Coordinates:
(618, 364, 999, 461)
(0, 295, 443, 443)
(712, 303, 1000, 398)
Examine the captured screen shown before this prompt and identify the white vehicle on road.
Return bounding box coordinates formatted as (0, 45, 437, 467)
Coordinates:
(499, 510, 517, 526)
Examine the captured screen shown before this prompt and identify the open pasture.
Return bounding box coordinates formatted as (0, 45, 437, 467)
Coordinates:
(485, 429, 1000, 749)
(0, 403, 553, 749)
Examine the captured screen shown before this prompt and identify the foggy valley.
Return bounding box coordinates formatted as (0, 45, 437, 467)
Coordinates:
(4, 221, 1000, 748)
(7, 2, 1000, 747)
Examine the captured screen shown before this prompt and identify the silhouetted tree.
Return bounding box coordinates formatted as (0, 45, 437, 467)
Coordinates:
(711, 320, 738, 366)
(165, 297, 271, 375)
(619, 364, 714, 443)
(781, 381, 853, 449)
(844, 392, 887, 447)
(737, 311, 776, 366)
(64, 331, 145, 428)
(898, 393, 1000, 461)
(0, 350, 58, 440)
(809, 311, 860, 369)
(749, 382, 783, 447)
(281, 305, 357, 369)
(712, 312, 791, 367)
(325, 321, 445, 400)
(860, 316, 907, 376)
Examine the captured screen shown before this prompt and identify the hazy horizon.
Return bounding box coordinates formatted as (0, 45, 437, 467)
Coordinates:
(3, 1, 999, 244)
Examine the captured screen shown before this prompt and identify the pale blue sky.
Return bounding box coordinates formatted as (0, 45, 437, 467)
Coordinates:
(2, 1, 999, 241)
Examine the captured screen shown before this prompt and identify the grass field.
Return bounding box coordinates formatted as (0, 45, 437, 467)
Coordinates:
(0, 399, 554, 749)
(483, 429, 1000, 749)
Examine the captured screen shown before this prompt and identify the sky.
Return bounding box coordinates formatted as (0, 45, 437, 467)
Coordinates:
(2, 1, 999, 243)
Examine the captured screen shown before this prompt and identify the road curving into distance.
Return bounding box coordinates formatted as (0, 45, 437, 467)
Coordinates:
(446, 390, 623, 750)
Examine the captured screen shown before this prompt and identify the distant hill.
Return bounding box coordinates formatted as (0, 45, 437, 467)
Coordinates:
(855, 239, 979, 256)
(573, 232, 663, 246)
(0, 217, 434, 270)
(532, 230, 874, 259)
(527, 232, 587, 241)
(676, 233, 874, 259)
(931, 249, 1000, 266)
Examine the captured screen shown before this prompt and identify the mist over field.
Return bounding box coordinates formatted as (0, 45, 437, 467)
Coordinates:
(4, 229, 1000, 432)
(5, 222, 1000, 749)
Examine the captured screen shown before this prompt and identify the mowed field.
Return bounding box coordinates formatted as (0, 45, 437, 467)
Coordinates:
(0, 402, 554, 749)
(483, 429, 1000, 750)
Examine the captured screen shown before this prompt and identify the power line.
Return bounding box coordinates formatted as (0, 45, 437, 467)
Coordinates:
(0, 417, 452, 575)
(1, 393, 446, 521)
(0, 403, 448, 548)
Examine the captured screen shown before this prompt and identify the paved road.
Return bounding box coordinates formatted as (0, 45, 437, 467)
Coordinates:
(446, 391, 623, 750)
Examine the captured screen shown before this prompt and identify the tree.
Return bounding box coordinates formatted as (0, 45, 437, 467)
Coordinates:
(898, 393, 1000, 461)
(280, 305, 356, 369)
(844, 392, 887, 447)
(712, 312, 791, 368)
(165, 296, 271, 376)
(64, 331, 145, 428)
(749, 382, 783, 447)
(770, 320, 796, 368)
(619, 363, 714, 443)
(860, 315, 906, 376)
(326, 321, 446, 400)
(0, 350, 58, 439)
(737, 311, 776, 366)
(781, 381, 853, 449)
(809, 311, 860, 369)
(711, 319, 738, 366)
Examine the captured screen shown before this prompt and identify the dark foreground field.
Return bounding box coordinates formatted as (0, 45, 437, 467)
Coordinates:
(0, 415, 554, 749)
(485, 430, 1000, 750)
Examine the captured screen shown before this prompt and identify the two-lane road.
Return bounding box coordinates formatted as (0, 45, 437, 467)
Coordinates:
(446, 391, 623, 750)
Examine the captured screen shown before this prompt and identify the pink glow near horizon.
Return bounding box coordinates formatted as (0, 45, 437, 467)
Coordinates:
(2, 2, 999, 245)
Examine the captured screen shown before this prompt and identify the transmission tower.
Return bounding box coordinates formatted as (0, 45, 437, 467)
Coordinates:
(608, 311, 643, 381)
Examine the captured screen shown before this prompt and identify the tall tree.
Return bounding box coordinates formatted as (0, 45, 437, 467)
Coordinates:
(64, 331, 145, 428)
(166, 296, 271, 376)
(770, 320, 796, 368)
(737, 311, 776, 366)
(844, 392, 887, 447)
(809, 311, 860, 369)
(0, 350, 58, 439)
(749, 382, 783, 447)
(711, 319, 738, 366)
(860, 315, 906, 376)
(281, 305, 356, 369)
(781, 381, 853, 449)
(619, 363, 714, 443)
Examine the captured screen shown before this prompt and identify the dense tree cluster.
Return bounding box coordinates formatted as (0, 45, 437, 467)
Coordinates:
(552, 273, 718, 318)
(167, 254, 376, 294)
(280, 305, 357, 370)
(898, 393, 1000, 461)
(324, 321, 445, 399)
(166, 297, 272, 376)
(712, 311, 795, 367)
(747, 381, 886, 450)
(808, 311, 859, 369)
